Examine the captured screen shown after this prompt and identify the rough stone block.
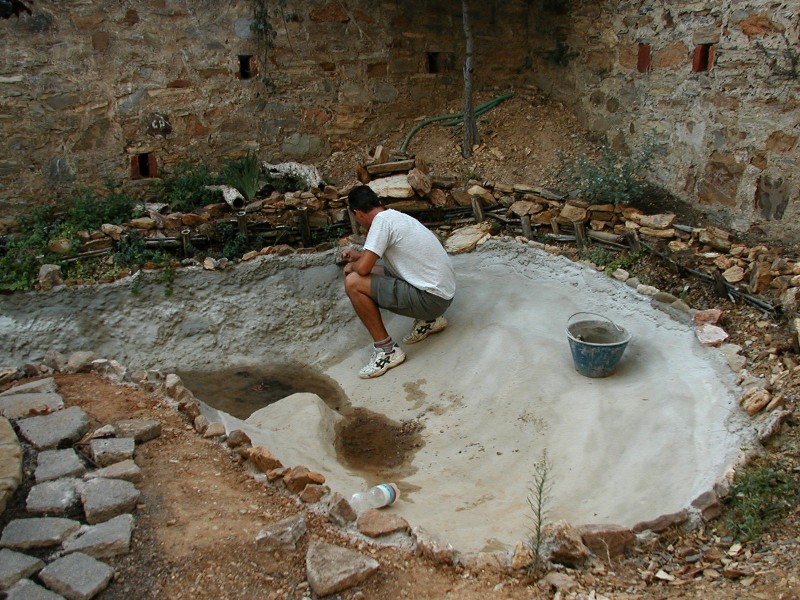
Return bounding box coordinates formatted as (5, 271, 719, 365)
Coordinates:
(112, 419, 161, 443)
(0, 548, 44, 590)
(26, 479, 80, 515)
(0, 518, 81, 550)
(255, 514, 307, 551)
(38, 552, 114, 600)
(16, 407, 89, 450)
(89, 438, 135, 467)
(5, 578, 64, 599)
(83, 459, 141, 484)
(0, 393, 64, 420)
(0, 378, 58, 397)
(35, 449, 86, 483)
(305, 541, 379, 597)
(62, 514, 134, 559)
(80, 479, 140, 524)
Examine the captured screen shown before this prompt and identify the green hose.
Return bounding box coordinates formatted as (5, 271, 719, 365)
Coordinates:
(399, 92, 515, 154)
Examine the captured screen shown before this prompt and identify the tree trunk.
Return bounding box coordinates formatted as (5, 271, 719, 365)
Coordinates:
(461, 0, 479, 158)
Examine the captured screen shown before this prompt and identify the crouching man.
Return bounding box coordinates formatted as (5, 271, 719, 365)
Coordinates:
(341, 185, 456, 378)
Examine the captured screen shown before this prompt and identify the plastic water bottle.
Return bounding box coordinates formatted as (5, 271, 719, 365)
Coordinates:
(349, 483, 400, 514)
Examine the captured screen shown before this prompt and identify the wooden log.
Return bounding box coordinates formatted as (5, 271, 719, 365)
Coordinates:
(236, 211, 248, 235)
(587, 230, 623, 243)
(471, 197, 485, 223)
(550, 218, 560, 235)
(521, 215, 533, 239)
(365, 159, 415, 176)
(297, 207, 312, 247)
(574, 221, 587, 251)
(513, 184, 567, 200)
(181, 229, 192, 257)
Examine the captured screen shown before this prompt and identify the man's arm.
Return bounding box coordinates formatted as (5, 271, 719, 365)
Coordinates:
(343, 249, 380, 275)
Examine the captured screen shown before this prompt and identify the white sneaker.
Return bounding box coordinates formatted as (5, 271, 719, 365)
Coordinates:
(359, 344, 406, 379)
(403, 316, 448, 344)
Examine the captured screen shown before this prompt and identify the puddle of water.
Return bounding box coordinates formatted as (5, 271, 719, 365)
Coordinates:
(175, 363, 350, 419)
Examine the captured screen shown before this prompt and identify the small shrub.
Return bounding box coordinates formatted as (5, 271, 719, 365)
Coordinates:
(560, 142, 655, 205)
(113, 231, 165, 268)
(578, 246, 614, 267)
(220, 152, 261, 201)
(65, 183, 135, 232)
(527, 449, 553, 573)
(151, 162, 220, 213)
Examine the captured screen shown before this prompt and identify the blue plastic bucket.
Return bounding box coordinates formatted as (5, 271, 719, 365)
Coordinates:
(566, 312, 631, 378)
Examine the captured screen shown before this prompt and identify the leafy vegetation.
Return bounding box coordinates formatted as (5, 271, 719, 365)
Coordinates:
(149, 162, 220, 213)
(560, 142, 655, 205)
(220, 153, 262, 201)
(64, 183, 134, 233)
(722, 458, 800, 542)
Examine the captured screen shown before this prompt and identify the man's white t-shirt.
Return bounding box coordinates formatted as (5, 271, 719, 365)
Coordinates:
(363, 209, 456, 300)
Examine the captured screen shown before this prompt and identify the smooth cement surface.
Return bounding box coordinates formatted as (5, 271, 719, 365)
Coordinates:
(0, 239, 757, 555)
(227, 241, 757, 555)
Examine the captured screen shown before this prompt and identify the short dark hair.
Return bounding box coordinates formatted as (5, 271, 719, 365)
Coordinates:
(347, 185, 382, 212)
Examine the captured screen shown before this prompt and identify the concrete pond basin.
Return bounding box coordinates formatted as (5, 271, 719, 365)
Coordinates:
(0, 239, 758, 555)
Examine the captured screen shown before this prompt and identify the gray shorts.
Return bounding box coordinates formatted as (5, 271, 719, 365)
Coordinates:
(371, 271, 453, 321)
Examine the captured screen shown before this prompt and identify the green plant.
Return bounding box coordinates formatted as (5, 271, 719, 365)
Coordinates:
(723, 459, 800, 542)
(604, 249, 646, 275)
(151, 162, 220, 213)
(578, 246, 614, 267)
(113, 231, 165, 268)
(560, 142, 655, 205)
(64, 183, 134, 232)
(220, 153, 261, 201)
(0, 206, 58, 292)
(161, 265, 176, 297)
(527, 449, 553, 573)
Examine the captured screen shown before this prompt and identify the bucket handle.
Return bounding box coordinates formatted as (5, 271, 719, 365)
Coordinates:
(567, 312, 624, 333)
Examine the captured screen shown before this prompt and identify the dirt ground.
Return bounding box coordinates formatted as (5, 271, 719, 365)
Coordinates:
(3, 89, 800, 599)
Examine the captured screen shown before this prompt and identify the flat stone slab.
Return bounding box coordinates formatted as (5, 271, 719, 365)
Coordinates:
(80, 479, 140, 524)
(83, 459, 141, 483)
(6, 578, 65, 600)
(89, 438, 135, 467)
(26, 479, 80, 515)
(0, 548, 44, 590)
(62, 514, 134, 559)
(0, 416, 22, 513)
(0, 378, 58, 397)
(16, 407, 89, 450)
(39, 552, 114, 600)
(0, 393, 64, 420)
(35, 449, 86, 483)
(0, 518, 81, 550)
(112, 419, 161, 443)
(305, 540, 379, 597)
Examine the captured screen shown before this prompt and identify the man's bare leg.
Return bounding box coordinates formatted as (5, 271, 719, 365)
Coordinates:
(344, 272, 389, 342)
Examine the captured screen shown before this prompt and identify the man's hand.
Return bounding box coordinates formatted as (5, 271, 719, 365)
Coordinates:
(340, 248, 362, 263)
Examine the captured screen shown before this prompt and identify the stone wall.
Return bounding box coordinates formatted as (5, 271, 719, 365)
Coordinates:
(525, 0, 800, 241)
(0, 0, 534, 219)
(3, 1, 798, 241)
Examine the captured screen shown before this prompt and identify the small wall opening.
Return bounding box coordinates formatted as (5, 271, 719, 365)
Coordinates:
(692, 44, 715, 72)
(637, 43, 651, 73)
(426, 52, 454, 74)
(238, 54, 258, 80)
(130, 152, 157, 179)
